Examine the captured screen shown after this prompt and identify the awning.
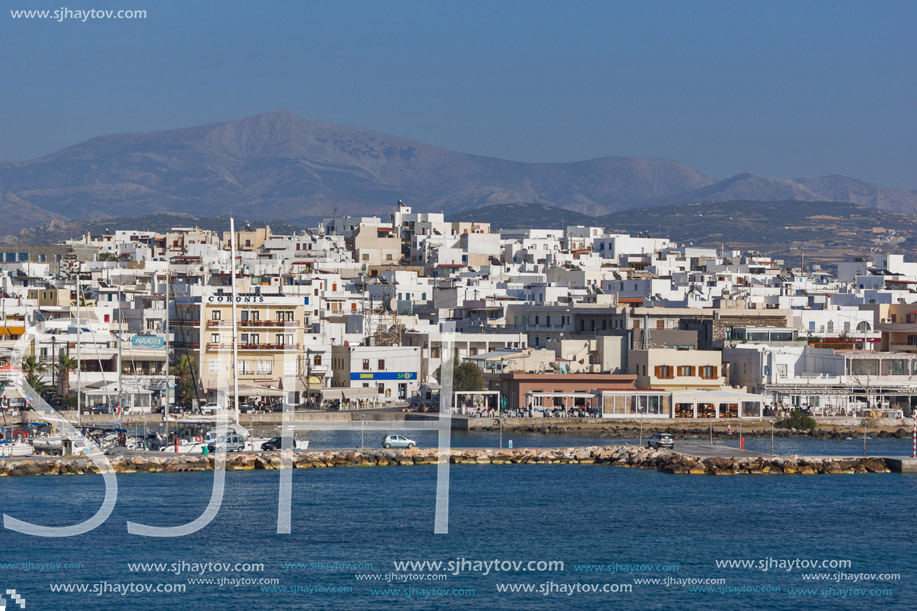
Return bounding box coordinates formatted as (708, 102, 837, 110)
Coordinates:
(341, 387, 380, 400)
(317, 387, 379, 401)
(238, 386, 285, 397)
(0, 387, 25, 400)
(319, 389, 343, 401)
(0, 326, 26, 337)
(671, 390, 764, 404)
(281, 377, 324, 393)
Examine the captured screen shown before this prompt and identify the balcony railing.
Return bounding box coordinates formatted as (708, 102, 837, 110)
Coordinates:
(206, 342, 300, 351)
(207, 320, 300, 328)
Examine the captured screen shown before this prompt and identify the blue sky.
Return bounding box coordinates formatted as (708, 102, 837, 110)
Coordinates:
(2, 0, 915, 189)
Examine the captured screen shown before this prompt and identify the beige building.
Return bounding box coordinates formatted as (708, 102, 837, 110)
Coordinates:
(28, 287, 72, 307)
(353, 226, 401, 266)
(628, 348, 725, 391)
(175, 293, 310, 405)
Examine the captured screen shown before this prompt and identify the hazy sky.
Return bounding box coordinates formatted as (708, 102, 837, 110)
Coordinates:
(2, 0, 915, 189)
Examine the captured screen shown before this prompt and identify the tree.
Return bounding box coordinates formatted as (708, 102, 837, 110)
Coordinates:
(21, 355, 47, 392)
(98, 252, 120, 262)
(776, 410, 817, 432)
(55, 354, 78, 399)
(171, 354, 198, 405)
(434, 360, 484, 392)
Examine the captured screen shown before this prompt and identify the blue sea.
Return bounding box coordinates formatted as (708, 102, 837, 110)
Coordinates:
(0, 462, 914, 610)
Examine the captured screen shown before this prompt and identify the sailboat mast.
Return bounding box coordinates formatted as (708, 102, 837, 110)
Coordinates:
(230, 218, 240, 426)
(164, 269, 170, 416)
(76, 263, 81, 427)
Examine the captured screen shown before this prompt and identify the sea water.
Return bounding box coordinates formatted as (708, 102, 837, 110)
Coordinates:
(0, 465, 914, 609)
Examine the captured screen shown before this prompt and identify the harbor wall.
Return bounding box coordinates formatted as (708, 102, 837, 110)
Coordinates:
(0, 446, 892, 477)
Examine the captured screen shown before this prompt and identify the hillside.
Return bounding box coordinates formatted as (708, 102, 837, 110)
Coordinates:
(0, 111, 714, 224)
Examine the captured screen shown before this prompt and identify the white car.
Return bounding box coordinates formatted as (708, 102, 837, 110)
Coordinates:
(382, 435, 416, 449)
(200, 402, 223, 414)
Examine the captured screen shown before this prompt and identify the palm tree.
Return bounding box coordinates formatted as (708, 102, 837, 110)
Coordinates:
(55, 354, 79, 399)
(171, 354, 198, 406)
(21, 355, 47, 391)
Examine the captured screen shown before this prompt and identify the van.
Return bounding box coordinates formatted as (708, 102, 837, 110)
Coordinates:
(207, 434, 246, 453)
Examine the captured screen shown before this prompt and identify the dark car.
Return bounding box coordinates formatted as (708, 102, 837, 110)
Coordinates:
(261, 437, 296, 451)
(90, 403, 113, 414)
(647, 433, 675, 449)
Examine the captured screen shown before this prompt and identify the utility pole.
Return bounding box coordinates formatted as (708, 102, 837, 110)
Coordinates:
(230, 218, 240, 425)
(117, 286, 123, 415)
(76, 263, 81, 426)
(164, 269, 170, 419)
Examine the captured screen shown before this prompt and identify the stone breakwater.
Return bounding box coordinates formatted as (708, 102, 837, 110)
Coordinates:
(0, 446, 891, 477)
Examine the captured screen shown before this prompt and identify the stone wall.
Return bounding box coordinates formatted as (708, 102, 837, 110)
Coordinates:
(0, 447, 890, 477)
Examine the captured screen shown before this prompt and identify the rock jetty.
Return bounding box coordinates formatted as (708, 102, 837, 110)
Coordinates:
(0, 446, 891, 477)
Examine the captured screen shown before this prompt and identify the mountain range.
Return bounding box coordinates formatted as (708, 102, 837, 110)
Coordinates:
(1, 110, 915, 236)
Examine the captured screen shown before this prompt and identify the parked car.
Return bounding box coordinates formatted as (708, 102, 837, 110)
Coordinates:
(239, 402, 257, 413)
(261, 437, 295, 451)
(647, 433, 675, 449)
(207, 434, 246, 453)
(90, 403, 113, 414)
(200, 402, 223, 414)
(382, 434, 416, 449)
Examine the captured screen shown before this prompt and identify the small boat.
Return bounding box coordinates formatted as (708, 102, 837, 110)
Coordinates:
(0, 439, 35, 457)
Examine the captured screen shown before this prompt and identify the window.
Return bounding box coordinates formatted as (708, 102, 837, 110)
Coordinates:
(656, 320, 664, 330)
(284, 359, 298, 375)
(241, 333, 249, 344)
(276, 310, 294, 322)
(700, 366, 718, 380)
(378, 359, 386, 370)
(211, 310, 221, 321)
(362, 253, 369, 261)
(849, 359, 879, 376)
(882, 359, 909, 376)
(363, 359, 370, 370)
(208, 359, 222, 373)
(275, 333, 294, 346)
(249, 334, 260, 345)
(211, 333, 220, 344)
(677, 366, 695, 377)
(655, 365, 674, 379)
(257, 360, 272, 375)
(237, 360, 252, 375)
(313, 354, 322, 366)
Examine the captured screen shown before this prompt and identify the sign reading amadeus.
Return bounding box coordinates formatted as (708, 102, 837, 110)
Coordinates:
(351, 372, 417, 380)
(131, 335, 165, 349)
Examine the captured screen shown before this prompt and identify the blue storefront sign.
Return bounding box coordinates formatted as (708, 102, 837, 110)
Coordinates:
(350, 372, 417, 381)
(132, 335, 165, 349)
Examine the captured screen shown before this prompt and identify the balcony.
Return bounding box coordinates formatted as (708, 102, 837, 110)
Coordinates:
(207, 320, 300, 328)
(206, 342, 300, 351)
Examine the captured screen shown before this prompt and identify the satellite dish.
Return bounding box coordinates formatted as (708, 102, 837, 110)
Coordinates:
(388, 298, 398, 311)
